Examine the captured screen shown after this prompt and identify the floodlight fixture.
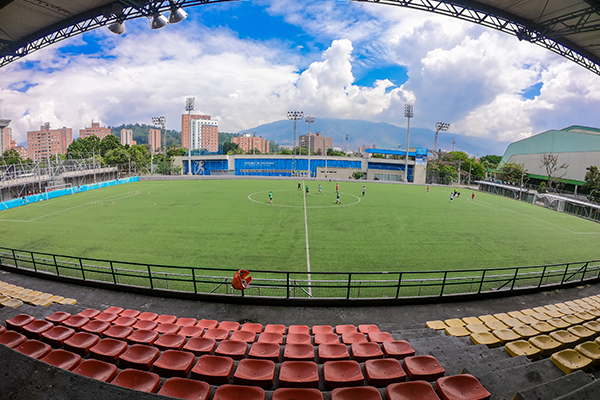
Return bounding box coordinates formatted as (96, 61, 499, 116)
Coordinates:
(287, 111, 304, 120)
(404, 104, 414, 118)
(168, 4, 188, 24)
(108, 21, 125, 35)
(287, 111, 304, 174)
(433, 121, 450, 156)
(151, 13, 169, 30)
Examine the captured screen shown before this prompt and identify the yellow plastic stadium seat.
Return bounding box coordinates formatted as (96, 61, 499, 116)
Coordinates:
(0, 295, 10, 304)
(484, 320, 508, 331)
(530, 321, 555, 334)
(48, 296, 64, 303)
(574, 299, 593, 309)
(507, 311, 525, 319)
(32, 298, 52, 306)
(1, 298, 23, 308)
(444, 319, 465, 328)
(520, 309, 536, 316)
(493, 313, 510, 321)
(533, 307, 548, 314)
(3, 289, 20, 298)
(505, 340, 542, 359)
(59, 298, 77, 305)
(492, 329, 522, 344)
(445, 326, 471, 337)
(465, 324, 490, 334)
(512, 325, 540, 339)
(561, 315, 584, 325)
(13, 291, 34, 301)
(586, 308, 600, 318)
(28, 291, 43, 297)
(502, 318, 525, 328)
(462, 317, 482, 325)
(567, 326, 596, 343)
(543, 309, 565, 318)
(470, 332, 501, 348)
(568, 305, 585, 313)
(22, 295, 41, 304)
(532, 312, 551, 322)
(548, 318, 571, 330)
(425, 321, 447, 330)
(529, 335, 562, 356)
(38, 293, 53, 300)
(551, 349, 592, 374)
(583, 321, 600, 336)
(574, 312, 595, 322)
(549, 330, 580, 347)
(478, 315, 498, 323)
(575, 342, 600, 366)
(517, 315, 538, 325)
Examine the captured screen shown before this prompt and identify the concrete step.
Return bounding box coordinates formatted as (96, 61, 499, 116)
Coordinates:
(553, 377, 600, 400)
(463, 355, 531, 378)
(431, 346, 513, 375)
(475, 358, 565, 400)
(514, 370, 593, 400)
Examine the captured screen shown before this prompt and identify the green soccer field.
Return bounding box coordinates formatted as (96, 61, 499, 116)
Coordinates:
(1, 179, 599, 274)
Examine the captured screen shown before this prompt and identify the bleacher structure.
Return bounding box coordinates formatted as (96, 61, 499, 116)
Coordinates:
(0, 280, 76, 308)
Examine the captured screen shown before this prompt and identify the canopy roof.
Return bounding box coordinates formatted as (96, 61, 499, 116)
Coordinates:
(1, 0, 600, 74)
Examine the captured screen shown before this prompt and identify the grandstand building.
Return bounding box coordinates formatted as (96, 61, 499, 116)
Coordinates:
(501, 126, 600, 186)
(27, 125, 72, 161)
(79, 122, 111, 140)
(181, 114, 219, 153)
(232, 133, 269, 153)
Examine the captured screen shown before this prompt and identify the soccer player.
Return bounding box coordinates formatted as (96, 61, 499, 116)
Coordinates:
(362, 186, 366, 196)
(450, 193, 454, 202)
(471, 192, 475, 201)
(336, 183, 339, 193)
(306, 185, 310, 195)
(298, 182, 301, 191)
(427, 185, 430, 193)
(336, 192, 341, 204)
(318, 184, 322, 194)
(269, 191, 273, 204)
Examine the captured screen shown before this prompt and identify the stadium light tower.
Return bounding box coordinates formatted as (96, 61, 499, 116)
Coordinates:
(185, 97, 195, 175)
(433, 122, 450, 158)
(287, 111, 303, 175)
(305, 116, 314, 177)
(404, 104, 414, 182)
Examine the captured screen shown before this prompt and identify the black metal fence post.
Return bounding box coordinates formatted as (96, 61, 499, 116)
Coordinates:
(31, 252, 37, 272)
(53, 255, 59, 276)
(347, 274, 352, 299)
(192, 268, 197, 293)
(79, 258, 85, 280)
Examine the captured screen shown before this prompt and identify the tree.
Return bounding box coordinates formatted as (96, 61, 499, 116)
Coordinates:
(352, 171, 364, 180)
(104, 147, 130, 166)
(480, 155, 502, 169)
(497, 162, 526, 184)
(583, 166, 600, 202)
(166, 146, 186, 158)
(99, 134, 122, 157)
(540, 153, 568, 191)
(67, 135, 101, 158)
(279, 148, 292, 155)
(2, 149, 23, 164)
(222, 142, 242, 155)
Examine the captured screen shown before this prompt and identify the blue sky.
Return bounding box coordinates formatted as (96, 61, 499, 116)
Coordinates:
(1, 0, 600, 152)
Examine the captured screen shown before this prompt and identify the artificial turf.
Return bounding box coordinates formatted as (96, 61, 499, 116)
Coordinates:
(1, 179, 599, 274)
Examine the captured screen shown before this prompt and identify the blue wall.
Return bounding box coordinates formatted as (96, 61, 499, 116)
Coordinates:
(184, 159, 229, 175)
(235, 158, 362, 177)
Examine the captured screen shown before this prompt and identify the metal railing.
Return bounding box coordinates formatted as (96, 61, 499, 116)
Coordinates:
(1, 246, 599, 302)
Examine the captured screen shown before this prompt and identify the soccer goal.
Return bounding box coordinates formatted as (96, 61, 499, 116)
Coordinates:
(43, 183, 74, 199)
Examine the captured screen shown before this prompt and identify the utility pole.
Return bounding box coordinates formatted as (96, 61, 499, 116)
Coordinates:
(404, 104, 414, 182)
(185, 97, 194, 175)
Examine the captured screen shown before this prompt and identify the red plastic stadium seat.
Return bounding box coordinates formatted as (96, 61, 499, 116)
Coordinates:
(118, 344, 160, 370)
(137, 312, 158, 321)
(183, 337, 217, 356)
(0, 325, 5, 335)
(273, 388, 324, 400)
(284, 343, 315, 362)
(215, 339, 248, 360)
(156, 314, 178, 324)
(313, 325, 334, 335)
(154, 333, 187, 350)
(233, 358, 276, 388)
(386, 381, 441, 400)
(315, 333, 340, 345)
(278, 361, 320, 388)
(265, 324, 286, 334)
(196, 319, 219, 330)
(45, 311, 71, 325)
(176, 317, 197, 327)
(318, 343, 350, 363)
(336, 325, 357, 334)
(174, 327, 201, 339)
(204, 328, 230, 340)
(382, 341, 416, 360)
(111, 369, 160, 393)
(15, 339, 52, 359)
(191, 354, 235, 384)
(219, 320, 241, 331)
(241, 323, 264, 333)
(403, 355, 445, 381)
(102, 325, 133, 340)
(90, 338, 129, 362)
(6, 314, 35, 332)
(213, 384, 265, 400)
(132, 320, 158, 331)
(77, 309, 101, 319)
(127, 329, 159, 345)
(287, 333, 312, 345)
(104, 306, 124, 315)
(359, 325, 381, 334)
(152, 349, 196, 377)
(74, 359, 118, 382)
(155, 323, 181, 335)
(365, 358, 406, 387)
(249, 342, 281, 362)
(158, 377, 211, 400)
(41, 325, 75, 347)
(0, 331, 27, 348)
(342, 332, 367, 344)
(289, 325, 311, 335)
(436, 374, 490, 400)
(63, 332, 100, 356)
(41, 349, 82, 370)
(120, 309, 141, 319)
(368, 332, 394, 343)
(62, 315, 90, 331)
(351, 342, 384, 362)
(331, 386, 383, 400)
(230, 329, 256, 343)
(82, 320, 111, 335)
(93, 312, 118, 323)
(323, 360, 365, 389)
(258, 332, 284, 344)
(23, 320, 54, 339)
(112, 316, 137, 327)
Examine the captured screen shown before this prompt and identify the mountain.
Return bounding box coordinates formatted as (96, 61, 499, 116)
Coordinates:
(237, 118, 510, 157)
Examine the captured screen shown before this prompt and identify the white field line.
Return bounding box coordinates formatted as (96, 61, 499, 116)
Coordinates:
(302, 180, 313, 297)
(473, 199, 600, 235)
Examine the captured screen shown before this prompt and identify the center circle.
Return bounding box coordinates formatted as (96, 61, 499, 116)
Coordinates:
(248, 189, 361, 208)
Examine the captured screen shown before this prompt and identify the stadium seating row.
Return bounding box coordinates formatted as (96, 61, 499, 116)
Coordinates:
(0, 280, 76, 308)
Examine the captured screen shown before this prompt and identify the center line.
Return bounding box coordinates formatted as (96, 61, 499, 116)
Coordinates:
(302, 180, 312, 297)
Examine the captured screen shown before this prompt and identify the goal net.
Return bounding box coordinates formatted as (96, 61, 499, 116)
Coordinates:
(44, 183, 74, 199)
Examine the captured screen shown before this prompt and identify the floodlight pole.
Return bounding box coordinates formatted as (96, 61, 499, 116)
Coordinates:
(433, 122, 450, 158)
(305, 116, 314, 177)
(152, 116, 166, 162)
(287, 111, 303, 176)
(404, 104, 414, 183)
(185, 97, 195, 175)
